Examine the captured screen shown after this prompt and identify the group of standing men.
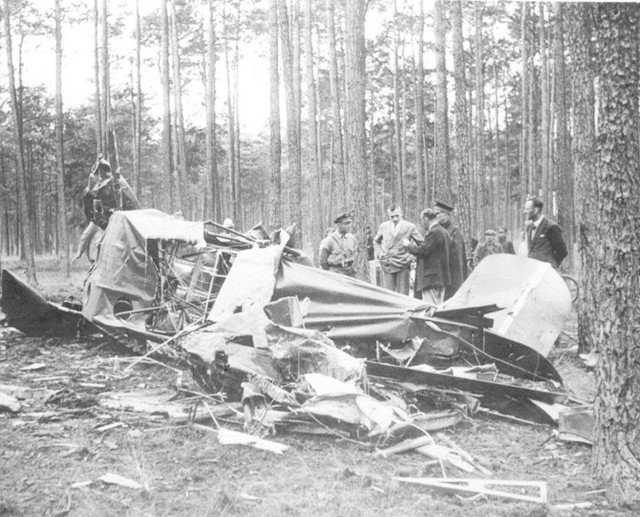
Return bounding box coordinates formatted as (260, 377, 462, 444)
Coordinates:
(319, 195, 567, 306)
(371, 201, 468, 306)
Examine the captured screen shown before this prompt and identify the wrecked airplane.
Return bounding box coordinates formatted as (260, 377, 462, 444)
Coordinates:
(1, 208, 576, 434)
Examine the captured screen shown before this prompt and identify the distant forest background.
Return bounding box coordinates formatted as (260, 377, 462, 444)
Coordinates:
(0, 0, 615, 276)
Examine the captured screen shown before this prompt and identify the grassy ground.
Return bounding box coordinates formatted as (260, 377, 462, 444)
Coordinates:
(0, 256, 636, 516)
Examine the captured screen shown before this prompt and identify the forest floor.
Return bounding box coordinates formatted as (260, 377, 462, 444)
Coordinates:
(0, 256, 638, 517)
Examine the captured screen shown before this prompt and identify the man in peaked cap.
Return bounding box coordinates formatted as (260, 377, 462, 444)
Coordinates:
(434, 200, 468, 300)
(403, 208, 451, 307)
(319, 213, 358, 277)
(473, 229, 504, 266)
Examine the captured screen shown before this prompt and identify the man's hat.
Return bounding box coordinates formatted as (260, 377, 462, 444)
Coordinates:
(434, 200, 454, 213)
(334, 213, 352, 224)
(484, 229, 496, 236)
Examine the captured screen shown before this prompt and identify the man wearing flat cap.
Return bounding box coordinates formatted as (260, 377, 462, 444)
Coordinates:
(403, 208, 451, 306)
(434, 201, 468, 300)
(373, 203, 422, 295)
(319, 213, 358, 277)
(473, 229, 504, 266)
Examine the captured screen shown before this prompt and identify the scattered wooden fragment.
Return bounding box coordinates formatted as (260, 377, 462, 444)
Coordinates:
(20, 363, 47, 372)
(554, 502, 593, 510)
(394, 477, 547, 503)
(375, 435, 434, 457)
(99, 473, 143, 490)
(192, 423, 288, 454)
(0, 391, 21, 412)
(415, 444, 476, 473)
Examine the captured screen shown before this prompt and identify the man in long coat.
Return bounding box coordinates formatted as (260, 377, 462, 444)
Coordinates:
(373, 203, 423, 295)
(403, 208, 451, 306)
(434, 201, 468, 300)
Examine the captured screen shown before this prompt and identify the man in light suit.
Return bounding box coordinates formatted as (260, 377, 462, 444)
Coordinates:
(374, 204, 422, 295)
(403, 208, 451, 306)
(524, 197, 568, 269)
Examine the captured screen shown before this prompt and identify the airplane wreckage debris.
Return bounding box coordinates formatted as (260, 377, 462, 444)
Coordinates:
(1, 209, 591, 464)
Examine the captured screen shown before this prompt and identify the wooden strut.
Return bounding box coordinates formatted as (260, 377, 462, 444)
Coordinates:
(394, 477, 548, 504)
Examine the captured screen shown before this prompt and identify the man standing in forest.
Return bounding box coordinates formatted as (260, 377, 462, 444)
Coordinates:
(434, 201, 468, 299)
(374, 204, 422, 295)
(473, 229, 503, 266)
(497, 227, 515, 254)
(403, 208, 451, 306)
(319, 213, 357, 277)
(523, 197, 568, 269)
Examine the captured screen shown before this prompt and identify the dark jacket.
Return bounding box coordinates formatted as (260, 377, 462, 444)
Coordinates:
(528, 217, 568, 269)
(408, 222, 451, 291)
(443, 224, 468, 299)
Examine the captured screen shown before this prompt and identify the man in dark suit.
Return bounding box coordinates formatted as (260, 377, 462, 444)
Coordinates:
(523, 197, 568, 269)
(403, 208, 451, 306)
(434, 200, 468, 300)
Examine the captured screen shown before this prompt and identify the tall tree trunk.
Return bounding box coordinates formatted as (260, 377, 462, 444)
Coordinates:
(304, 0, 321, 248)
(93, 0, 102, 155)
(101, 0, 110, 157)
(291, 0, 302, 244)
(592, 4, 640, 504)
(393, 0, 403, 205)
(539, 3, 550, 210)
(233, 21, 242, 227)
(344, 0, 369, 281)
(553, 3, 573, 271)
(474, 3, 485, 232)
(54, 0, 70, 277)
(4, 0, 37, 285)
(134, 0, 142, 200)
(415, 0, 425, 214)
(268, 0, 281, 229)
(519, 3, 530, 222)
(452, 0, 471, 244)
(170, 0, 186, 213)
(223, 5, 236, 221)
(325, 0, 345, 211)
(206, 0, 221, 222)
(434, 0, 450, 201)
(160, 0, 173, 211)
(278, 0, 302, 245)
(568, 3, 596, 355)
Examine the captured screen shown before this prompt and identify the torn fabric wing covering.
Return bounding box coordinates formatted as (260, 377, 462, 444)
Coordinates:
(82, 209, 206, 332)
(272, 259, 432, 343)
(435, 254, 571, 357)
(208, 233, 288, 323)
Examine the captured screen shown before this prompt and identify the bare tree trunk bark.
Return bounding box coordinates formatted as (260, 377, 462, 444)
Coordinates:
(55, 0, 70, 277)
(474, 3, 485, 232)
(134, 0, 142, 201)
(170, 0, 187, 213)
(326, 0, 345, 211)
(452, 0, 471, 243)
(415, 0, 425, 214)
(553, 3, 573, 271)
(393, 0, 403, 205)
(93, 0, 102, 155)
(345, 0, 369, 281)
(268, 0, 282, 230)
(206, 0, 221, 222)
(434, 0, 450, 201)
(4, 0, 37, 285)
(568, 3, 596, 356)
(519, 3, 530, 224)
(160, 0, 173, 211)
(304, 0, 321, 250)
(592, 4, 640, 504)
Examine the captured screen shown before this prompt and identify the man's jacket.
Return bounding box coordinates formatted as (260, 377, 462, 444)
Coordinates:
(374, 219, 422, 274)
(407, 222, 451, 291)
(528, 217, 568, 269)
